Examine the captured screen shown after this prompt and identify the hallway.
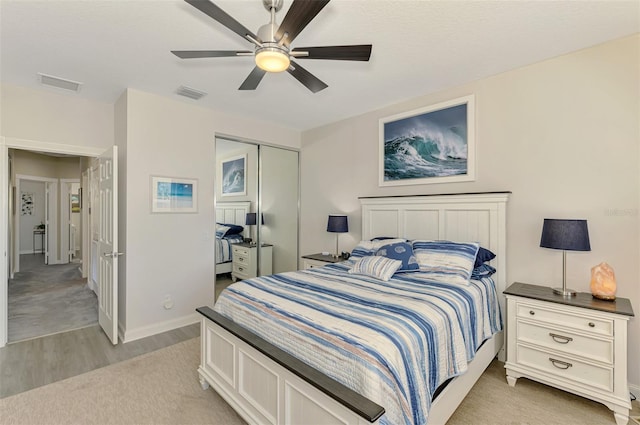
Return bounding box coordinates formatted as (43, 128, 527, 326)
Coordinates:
(8, 254, 97, 343)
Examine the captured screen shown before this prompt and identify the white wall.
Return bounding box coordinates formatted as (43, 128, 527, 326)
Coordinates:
(300, 35, 640, 389)
(120, 89, 300, 340)
(18, 180, 45, 253)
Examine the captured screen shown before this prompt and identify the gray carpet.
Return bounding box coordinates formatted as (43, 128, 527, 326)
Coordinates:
(8, 254, 97, 342)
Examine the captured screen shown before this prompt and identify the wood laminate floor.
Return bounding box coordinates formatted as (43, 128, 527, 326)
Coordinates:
(0, 322, 199, 399)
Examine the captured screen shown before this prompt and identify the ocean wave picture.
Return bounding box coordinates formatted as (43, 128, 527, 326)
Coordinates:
(222, 155, 246, 196)
(381, 97, 473, 185)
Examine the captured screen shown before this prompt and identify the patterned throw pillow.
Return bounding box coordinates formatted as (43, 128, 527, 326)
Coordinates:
(411, 240, 480, 286)
(348, 256, 402, 282)
(350, 238, 406, 259)
(375, 242, 419, 273)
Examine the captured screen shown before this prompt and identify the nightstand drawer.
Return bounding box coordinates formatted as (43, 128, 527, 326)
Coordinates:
(233, 245, 251, 257)
(233, 263, 250, 277)
(517, 321, 613, 364)
(516, 344, 613, 392)
(516, 302, 613, 337)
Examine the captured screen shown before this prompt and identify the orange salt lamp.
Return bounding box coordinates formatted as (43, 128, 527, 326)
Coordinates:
(590, 262, 616, 301)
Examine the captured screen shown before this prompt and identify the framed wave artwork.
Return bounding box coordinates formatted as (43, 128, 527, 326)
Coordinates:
(221, 154, 247, 197)
(379, 95, 475, 186)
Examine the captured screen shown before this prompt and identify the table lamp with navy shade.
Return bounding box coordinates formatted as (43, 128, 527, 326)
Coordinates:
(245, 213, 264, 244)
(327, 215, 348, 258)
(540, 218, 591, 297)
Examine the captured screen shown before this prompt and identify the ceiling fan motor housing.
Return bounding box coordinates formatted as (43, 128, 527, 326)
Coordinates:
(262, 0, 284, 13)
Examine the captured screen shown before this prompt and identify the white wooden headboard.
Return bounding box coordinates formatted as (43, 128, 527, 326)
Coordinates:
(360, 192, 510, 311)
(215, 201, 251, 237)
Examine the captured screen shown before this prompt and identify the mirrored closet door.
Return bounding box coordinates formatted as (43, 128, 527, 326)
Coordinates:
(214, 137, 299, 299)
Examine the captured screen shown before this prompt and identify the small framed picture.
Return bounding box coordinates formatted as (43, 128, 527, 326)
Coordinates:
(150, 176, 198, 213)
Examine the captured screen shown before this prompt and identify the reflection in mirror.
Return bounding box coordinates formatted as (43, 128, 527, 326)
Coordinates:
(214, 138, 258, 300)
(214, 138, 300, 302)
(260, 146, 299, 274)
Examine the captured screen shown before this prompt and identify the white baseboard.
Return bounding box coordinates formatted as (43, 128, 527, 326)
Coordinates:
(630, 383, 639, 401)
(121, 313, 200, 343)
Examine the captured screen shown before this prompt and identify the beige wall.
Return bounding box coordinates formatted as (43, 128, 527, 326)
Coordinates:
(120, 89, 300, 339)
(300, 35, 640, 388)
(1, 84, 114, 148)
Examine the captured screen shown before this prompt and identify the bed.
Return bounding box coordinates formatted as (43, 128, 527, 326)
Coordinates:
(215, 202, 251, 275)
(198, 193, 510, 425)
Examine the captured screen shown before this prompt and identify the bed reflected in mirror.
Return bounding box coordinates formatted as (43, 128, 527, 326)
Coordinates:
(214, 137, 299, 301)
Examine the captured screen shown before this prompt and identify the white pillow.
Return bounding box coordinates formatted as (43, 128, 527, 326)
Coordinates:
(411, 240, 479, 286)
(348, 256, 402, 282)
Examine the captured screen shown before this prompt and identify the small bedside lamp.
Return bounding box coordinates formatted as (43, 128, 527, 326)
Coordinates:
(327, 215, 348, 258)
(245, 213, 264, 244)
(540, 218, 591, 297)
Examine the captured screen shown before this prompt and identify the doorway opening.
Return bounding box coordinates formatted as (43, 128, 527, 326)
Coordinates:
(7, 149, 95, 343)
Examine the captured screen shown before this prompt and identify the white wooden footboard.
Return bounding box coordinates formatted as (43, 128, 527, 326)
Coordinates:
(197, 307, 384, 425)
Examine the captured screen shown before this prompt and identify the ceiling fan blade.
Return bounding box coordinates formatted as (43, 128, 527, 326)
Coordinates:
(185, 0, 260, 44)
(291, 45, 372, 61)
(275, 0, 330, 47)
(287, 61, 328, 93)
(239, 66, 267, 90)
(172, 50, 252, 59)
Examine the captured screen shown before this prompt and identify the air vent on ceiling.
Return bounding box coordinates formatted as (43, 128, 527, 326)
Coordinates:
(37, 73, 82, 92)
(176, 85, 207, 100)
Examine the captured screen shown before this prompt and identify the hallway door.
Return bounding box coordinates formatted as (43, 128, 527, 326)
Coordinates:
(97, 146, 119, 345)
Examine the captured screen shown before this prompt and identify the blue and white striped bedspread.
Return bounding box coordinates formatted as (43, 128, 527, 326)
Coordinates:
(215, 235, 242, 264)
(213, 262, 502, 425)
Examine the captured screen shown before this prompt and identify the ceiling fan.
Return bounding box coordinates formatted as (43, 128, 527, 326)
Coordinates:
(172, 0, 372, 93)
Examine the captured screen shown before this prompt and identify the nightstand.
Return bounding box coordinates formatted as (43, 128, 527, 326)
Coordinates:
(504, 282, 634, 425)
(301, 253, 345, 270)
(231, 243, 273, 282)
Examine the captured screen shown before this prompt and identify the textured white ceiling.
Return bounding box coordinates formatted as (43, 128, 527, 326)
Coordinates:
(1, 0, 638, 131)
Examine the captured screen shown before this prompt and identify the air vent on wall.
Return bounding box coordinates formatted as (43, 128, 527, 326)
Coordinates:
(176, 85, 207, 100)
(37, 73, 82, 92)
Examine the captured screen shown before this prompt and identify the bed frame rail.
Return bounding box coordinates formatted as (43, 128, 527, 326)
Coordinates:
(197, 306, 384, 425)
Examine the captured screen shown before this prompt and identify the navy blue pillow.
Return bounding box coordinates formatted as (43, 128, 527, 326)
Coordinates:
(215, 223, 244, 237)
(375, 242, 419, 273)
(471, 263, 496, 279)
(474, 247, 496, 268)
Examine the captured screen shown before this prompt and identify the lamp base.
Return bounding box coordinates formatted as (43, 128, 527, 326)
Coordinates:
(553, 287, 577, 297)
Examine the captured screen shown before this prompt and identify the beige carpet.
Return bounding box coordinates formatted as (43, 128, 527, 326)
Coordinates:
(1, 336, 638, 425)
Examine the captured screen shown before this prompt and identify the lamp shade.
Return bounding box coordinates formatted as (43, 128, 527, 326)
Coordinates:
(540, 219, 591, 251)
(245, 213, 264, 226)
(327, 215, 348, 233)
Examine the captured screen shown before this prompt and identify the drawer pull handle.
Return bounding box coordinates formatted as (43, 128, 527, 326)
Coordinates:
(238, 267, 244, 271)
(549, 358, 572, 369)
(588, 322, 595, 328)
(239, 257, 245, 262)
(529, 310, 535, 315)
(549, 333, 573, 344)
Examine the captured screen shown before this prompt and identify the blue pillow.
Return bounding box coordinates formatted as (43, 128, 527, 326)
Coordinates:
(375, 242, 419, 273)
(215, 223, 244, 238)
(471, 263, 496, 279)
(474, 247, 496, 268)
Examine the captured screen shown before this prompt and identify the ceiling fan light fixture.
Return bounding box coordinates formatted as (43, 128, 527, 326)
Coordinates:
(255, 47, 290, 73)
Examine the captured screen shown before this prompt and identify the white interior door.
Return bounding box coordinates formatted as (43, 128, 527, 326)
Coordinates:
(97, 146, 119, 345)
(44, 183, 50, 265)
